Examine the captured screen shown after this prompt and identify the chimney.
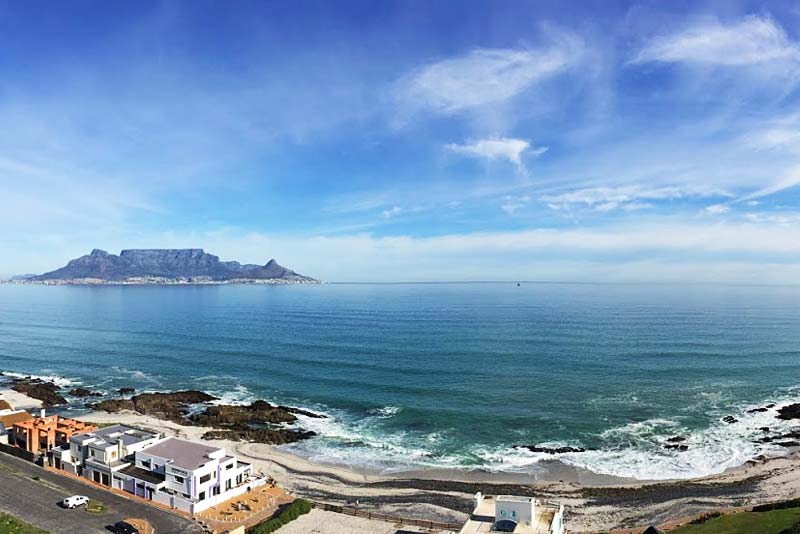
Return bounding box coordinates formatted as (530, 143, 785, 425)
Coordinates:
(40, 408, 46, 418)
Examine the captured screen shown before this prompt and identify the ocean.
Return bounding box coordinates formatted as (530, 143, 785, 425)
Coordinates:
(1, 282, 799, 481)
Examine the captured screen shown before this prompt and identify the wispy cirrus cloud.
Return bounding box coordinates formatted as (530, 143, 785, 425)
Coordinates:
(738, 165, 800, 202)
(446, 137, 547, 166)
(633, 15, 800, 67)
(542, 185, 730, 212)
(501, 195, 532, 215)
(397, 30, 583, 115)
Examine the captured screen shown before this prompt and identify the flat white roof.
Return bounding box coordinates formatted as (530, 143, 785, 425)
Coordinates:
(140, 437, 223, 470)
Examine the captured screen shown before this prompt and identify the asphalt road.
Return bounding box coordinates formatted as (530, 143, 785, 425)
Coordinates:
(0, 451, 203, 534)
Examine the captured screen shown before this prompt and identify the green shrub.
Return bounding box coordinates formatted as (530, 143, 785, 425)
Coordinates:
(754, 500, 800, 513)
(248, 498, 312, 534)
(690, 511, 722, 524)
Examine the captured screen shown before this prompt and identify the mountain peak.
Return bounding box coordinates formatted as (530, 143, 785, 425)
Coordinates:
(33, 249, 317, 283)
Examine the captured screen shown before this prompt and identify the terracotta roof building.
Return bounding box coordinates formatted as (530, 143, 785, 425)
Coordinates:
(11, 415, 98, 455)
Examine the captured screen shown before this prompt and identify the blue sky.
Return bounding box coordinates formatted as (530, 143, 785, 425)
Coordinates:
(2, 0, 800, 282)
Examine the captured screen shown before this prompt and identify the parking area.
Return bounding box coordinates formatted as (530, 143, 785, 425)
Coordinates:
(0, 452, 203, 534)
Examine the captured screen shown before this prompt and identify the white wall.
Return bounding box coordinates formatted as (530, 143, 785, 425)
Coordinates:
(496, 499, 534, 525)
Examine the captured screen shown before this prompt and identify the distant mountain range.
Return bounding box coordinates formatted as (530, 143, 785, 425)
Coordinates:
(29, 249, 317, 284)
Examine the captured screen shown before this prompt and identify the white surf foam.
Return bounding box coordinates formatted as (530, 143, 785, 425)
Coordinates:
(285, 390, 800, 480)
(209, 384, 258, 406)
(1, 370, 77, 388)
(484, 398, 800, 480)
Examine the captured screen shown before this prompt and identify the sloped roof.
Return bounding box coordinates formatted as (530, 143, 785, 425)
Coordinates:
(0, 400, 12, 410)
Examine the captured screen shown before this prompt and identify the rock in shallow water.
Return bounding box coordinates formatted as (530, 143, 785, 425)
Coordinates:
(68, 387, 102, 397)
(11, 377, 67, 406)
(202, 428, 317, 445)
(93, 390, 218, 422)
(516, 445, 587, 454)
(777, 404, 800, 420)
(93, 390, 321, 444)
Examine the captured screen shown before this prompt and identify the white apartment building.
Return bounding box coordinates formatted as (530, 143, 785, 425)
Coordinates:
(117, 437, 265, 513)
(51, 424, 161, 486)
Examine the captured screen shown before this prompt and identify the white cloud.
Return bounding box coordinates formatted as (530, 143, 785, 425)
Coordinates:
(744, 211, 800, 224)
(738, 165, 800, 202)
(501, 195, 531, 215)
(541, 185, 728, 212)
(446, 137, 546, 166)
(703, 204, 730, 215)
(634, 16, 800, 66)
(399, 32, 583, 114)
(382, 206, 403, 219)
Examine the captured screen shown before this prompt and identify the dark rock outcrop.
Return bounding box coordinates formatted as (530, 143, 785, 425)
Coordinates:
(93, 390, 218, 422)
(722, 416, 738, 424)
(117, 387, 136, 395)
(666, 436, 687, 443)
(664, 444, 689, 452)
(756, 430, 800, 444)
(11, 377, 67, 406)
(189, 400, 323, 428)
(33, 249, 316, 282)
(68, 387, 102, 397)
(516, 445, 587, 454)
(777, 404, 800, 421)
(93, 391, 319, 444)
(202, 428, 317, 445)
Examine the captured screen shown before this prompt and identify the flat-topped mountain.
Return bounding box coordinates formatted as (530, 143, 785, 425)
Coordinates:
(32, 249, 317, 284)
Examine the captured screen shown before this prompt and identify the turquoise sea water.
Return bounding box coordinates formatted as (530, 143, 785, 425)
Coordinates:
(1, 282, 800, 480)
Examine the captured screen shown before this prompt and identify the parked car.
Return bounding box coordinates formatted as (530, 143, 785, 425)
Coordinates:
(61, 495, 89, 509)
(111, 521, 140, 534)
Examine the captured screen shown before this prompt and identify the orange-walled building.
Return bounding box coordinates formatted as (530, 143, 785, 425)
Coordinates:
(11, 415, 98, 455)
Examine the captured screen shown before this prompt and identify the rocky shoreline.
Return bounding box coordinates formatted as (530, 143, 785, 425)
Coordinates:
(0, 372, 323, 446)
(7, 371, 800, 531)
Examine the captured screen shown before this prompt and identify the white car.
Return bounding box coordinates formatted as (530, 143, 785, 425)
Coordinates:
(62, 495, 89, 509)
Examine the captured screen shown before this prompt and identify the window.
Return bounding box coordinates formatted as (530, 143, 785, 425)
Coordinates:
(198, 491, 206, 500)
(199, 473, 211, 484)
(226, 463, 233, 470)
(174, 475, 184, 484)
(141, 459, 151, 469)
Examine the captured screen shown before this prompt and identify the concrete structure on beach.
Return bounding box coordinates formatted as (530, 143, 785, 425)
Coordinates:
(459, 493, 565, 534)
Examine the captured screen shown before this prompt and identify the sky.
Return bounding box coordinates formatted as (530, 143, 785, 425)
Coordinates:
(2, 0, 800, 282)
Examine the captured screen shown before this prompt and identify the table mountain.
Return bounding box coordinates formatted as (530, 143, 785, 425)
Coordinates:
(32, 249, 317, 283)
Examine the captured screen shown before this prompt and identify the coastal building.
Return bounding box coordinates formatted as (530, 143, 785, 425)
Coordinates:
(11, 414, 97, 455)
(50, 424, 161, 486)
(116, 437, 266, 514)
(459, 493, 565, 534)
(0, 408, 33, 444)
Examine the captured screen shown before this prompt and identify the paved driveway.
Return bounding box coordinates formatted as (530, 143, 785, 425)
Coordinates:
(0, 452, 203, 534)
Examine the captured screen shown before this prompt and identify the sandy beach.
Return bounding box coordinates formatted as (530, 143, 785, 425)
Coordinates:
(72, 408, 800, 533)
(0, 388, 43, 411)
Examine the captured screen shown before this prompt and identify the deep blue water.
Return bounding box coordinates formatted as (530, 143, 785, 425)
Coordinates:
(1, 283, 800, 479)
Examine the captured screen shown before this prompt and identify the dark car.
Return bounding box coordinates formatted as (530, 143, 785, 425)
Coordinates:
(111, 521, 139, 534)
